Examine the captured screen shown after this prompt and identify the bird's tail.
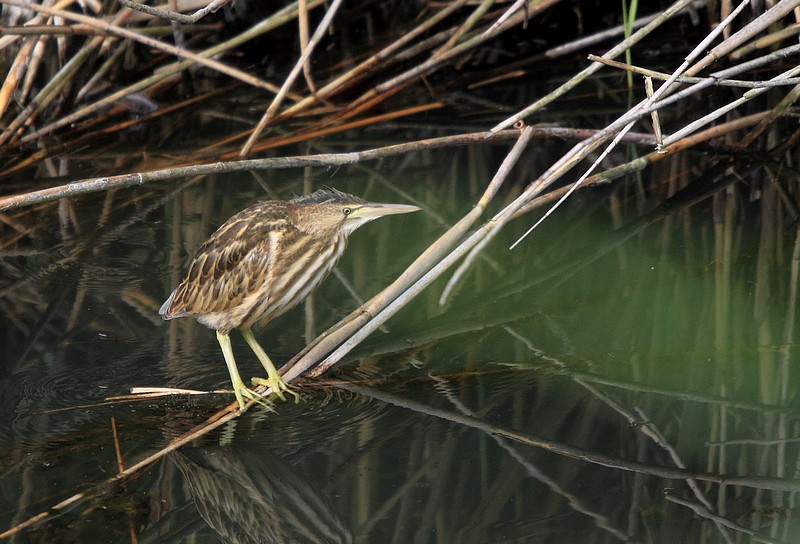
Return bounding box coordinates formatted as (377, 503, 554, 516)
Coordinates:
(159, 289, 185, 320)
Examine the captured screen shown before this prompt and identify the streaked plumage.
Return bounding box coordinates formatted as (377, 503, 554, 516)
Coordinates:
(160, 189, 419, 410)
(172, 447, 353, 543)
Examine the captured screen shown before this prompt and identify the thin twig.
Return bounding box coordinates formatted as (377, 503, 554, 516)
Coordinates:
(0, 129, 526, 211)
(664, 494, 783, 544)
(588, 53, 800, 88)
(117, 0, 230, 24)
(662, 64, 800, 146)
(111, 417, 125, 473)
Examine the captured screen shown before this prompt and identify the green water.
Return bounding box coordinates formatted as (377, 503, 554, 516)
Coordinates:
(2, 152, 800, 543)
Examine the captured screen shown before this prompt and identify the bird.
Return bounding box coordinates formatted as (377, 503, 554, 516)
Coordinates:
(159, 189, 419, 411)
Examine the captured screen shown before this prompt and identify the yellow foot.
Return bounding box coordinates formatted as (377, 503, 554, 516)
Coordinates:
(250, 375, 301, 404)
(232, 385, 275, 412)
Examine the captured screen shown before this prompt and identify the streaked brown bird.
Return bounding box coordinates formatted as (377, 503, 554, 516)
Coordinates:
(160, 189, 419, 410)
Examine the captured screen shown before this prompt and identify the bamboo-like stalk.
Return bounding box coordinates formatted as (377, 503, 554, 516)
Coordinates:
(274, 126, 537, 384)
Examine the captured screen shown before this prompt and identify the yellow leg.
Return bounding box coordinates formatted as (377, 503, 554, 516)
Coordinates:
(216, 330, 271, 411)
(240, 328, 300, 403)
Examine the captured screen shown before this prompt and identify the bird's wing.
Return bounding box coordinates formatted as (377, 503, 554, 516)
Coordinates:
(161, 204, 292, 318)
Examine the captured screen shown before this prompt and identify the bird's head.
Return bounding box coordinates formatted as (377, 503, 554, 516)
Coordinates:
(291, 189, 419, 237)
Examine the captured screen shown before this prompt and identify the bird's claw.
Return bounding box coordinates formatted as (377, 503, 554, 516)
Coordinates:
(233, 386, 275, 412)
(251, 375, 301, 404)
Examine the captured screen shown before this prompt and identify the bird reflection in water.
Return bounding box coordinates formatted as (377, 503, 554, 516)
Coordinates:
(171, 446, 353, 544)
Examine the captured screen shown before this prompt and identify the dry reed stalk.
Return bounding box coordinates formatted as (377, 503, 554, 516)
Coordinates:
(435, 0, 497, 55)
(297, 0, 315, 95)
(536, 1, 794, 189)
(0, 34, 95, 145)
(240, 0, 344, 155)
(494, 0, 756, 253)
(466, 5, 697, 91)
(329, 0, 561, 127)
(221, 102, 445, 157)
(490, 0, 701, 132)
(1, 0, 281, 93)
(8, 0, 325, 144)
(509, 111, 783, 221)
(588, 53, 800, 88)
(268, 0, 472, 123)
(4, 1, 800, 538)
(254, 0, 556, 134)
(0, 2, 138, 145)
(0, 39, 34, 117)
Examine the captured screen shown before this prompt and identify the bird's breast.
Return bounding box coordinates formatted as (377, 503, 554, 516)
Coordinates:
(236, 235, 348, 329)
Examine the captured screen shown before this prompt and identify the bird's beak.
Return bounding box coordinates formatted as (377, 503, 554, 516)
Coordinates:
(353, 202, 420, 220)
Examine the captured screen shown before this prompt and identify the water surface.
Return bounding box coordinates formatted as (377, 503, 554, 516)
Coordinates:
(2, 146, 799, 543)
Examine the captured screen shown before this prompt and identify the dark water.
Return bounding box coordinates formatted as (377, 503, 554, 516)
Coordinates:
(3, 145, 800, 543)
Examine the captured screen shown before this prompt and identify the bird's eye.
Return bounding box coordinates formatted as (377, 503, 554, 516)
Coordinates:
(342, 207, 352, 216)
